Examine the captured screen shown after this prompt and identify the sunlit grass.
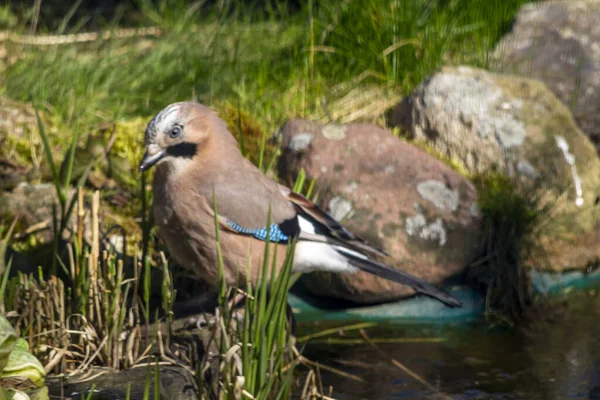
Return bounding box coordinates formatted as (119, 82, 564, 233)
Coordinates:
(2, 0, 535, 144)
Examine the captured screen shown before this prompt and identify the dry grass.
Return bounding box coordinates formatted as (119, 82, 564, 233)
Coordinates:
(0, 184, 333, 398)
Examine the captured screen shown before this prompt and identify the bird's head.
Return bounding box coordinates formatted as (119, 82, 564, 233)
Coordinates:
(139, 102, 221, 172)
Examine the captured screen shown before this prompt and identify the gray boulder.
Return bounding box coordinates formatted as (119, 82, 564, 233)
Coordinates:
(391, 66, 600, 270)
(494, 0, 600, 153)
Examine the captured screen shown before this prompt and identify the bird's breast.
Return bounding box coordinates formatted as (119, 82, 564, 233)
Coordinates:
(152, 176, 219, 284)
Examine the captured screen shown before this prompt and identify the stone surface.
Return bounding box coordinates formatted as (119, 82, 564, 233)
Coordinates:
(0, 159, 30, 191)
(278, 120, 482, 304)
(391, 66, 600, 270)
(493, 0, 600, 153)
(47, 366, 199, 400)
(0, 182, 141, 252)
(0, 183, 74, 243)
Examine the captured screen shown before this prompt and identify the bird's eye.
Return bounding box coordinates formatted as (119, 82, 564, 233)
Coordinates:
(169, 125, 182, 139)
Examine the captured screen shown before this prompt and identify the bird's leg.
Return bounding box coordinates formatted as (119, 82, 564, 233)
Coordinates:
(228, 292, 247, 310)
(227, 290, 297, 336)
(286, 301, 297, 337)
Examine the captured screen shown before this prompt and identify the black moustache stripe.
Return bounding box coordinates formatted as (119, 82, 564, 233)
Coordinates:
(166, 142, 198, 158)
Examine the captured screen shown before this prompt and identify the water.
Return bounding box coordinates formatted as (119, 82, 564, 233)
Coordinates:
(301, 290, 600, 400)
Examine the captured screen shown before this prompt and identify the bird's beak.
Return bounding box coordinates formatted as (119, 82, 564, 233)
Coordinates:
(139, 147, 166, 172)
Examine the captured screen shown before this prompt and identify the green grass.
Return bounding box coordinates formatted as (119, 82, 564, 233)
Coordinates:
(2, 0, 535, 144)
(0, 1, 537, 231)
(468, 172, 548, 325)
(209, 201, 298, 399)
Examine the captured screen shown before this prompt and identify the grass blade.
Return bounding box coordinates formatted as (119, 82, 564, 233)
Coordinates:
(0, 256, 13, 307)
(35, 107, 64, 205)
(62, 131, 80, 201)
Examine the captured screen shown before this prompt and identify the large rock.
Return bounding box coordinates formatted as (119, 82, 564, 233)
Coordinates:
(391, 66, 600, 270)
(0, 183, 70, 243)
(277, 120, 482, 304)
(493, 0, 600, 153)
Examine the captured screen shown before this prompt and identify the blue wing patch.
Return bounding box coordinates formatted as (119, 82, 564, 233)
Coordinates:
(226, 220, 290, 243)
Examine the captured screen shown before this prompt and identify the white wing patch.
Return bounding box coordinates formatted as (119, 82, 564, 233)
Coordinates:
(297, 215, 316, 235)
(333, 245, 369, 260)
(293, 242, 358, 274)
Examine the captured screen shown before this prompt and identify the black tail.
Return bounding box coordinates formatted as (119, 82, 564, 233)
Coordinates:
(337, 248, 462, 308)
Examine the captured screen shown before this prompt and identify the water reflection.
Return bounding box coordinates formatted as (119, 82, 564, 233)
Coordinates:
(301, 290, 600, 399)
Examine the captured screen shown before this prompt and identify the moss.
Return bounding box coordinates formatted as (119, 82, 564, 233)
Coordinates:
(9, 234, 43, 254)
(101, 207, 145, 255)
(400, 136, 471, 178)
(217, 103, 276, 170)
(475, 173, 539, 238)
(111, 118, 148, 169)
(109, 117, 151, 188)
(0, 99, 43, 167)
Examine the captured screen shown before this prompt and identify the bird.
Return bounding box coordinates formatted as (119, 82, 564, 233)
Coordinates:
(139, 102, 462, 308)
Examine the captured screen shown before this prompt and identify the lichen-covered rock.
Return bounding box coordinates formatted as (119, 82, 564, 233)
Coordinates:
(277, 120, 481, 303)
(391, 66, 600, 270)
(493, 0, 600, 154)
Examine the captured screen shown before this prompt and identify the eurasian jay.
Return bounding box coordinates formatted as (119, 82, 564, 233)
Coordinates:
(139, 102, 461, 308)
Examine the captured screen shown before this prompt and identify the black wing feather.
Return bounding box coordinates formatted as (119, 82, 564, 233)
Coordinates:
(287, 191, 389, 257)
(336, 247, 462, 308)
